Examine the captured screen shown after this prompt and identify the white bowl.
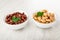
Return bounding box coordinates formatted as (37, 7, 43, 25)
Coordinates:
(32, 13, 57, 28)
(3, 10, 28, 30)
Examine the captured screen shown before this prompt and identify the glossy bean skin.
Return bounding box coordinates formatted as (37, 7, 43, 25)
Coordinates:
(5, 12, 27, 25)
(33, 10, 55, 24)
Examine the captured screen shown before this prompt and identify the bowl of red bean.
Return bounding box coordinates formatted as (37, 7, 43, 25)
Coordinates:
(4, 10, 28, 30)
(32, 10, 56, 28)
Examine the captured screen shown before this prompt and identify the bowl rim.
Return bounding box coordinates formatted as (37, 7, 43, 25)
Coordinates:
(32, 18, 56, 25)
(4, 10, 28, 26)
(32, 11, 56, 25)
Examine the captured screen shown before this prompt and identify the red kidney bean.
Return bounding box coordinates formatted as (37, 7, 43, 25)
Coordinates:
(5, 12, 27, 25)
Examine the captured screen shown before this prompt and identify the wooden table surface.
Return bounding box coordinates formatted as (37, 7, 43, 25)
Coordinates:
(0, 0, 60, 40)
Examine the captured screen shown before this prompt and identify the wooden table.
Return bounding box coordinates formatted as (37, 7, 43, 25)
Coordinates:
(0, 0, 60, 40)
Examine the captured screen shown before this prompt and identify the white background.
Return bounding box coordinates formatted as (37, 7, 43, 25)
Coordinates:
(0, 0, 60, 40)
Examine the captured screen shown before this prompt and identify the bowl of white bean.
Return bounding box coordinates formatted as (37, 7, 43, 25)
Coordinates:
(32, 10, 56, 28)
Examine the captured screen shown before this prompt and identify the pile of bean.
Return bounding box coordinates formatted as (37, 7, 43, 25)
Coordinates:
(33, 10, 55, 24)
(5, 12, 27, 25)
